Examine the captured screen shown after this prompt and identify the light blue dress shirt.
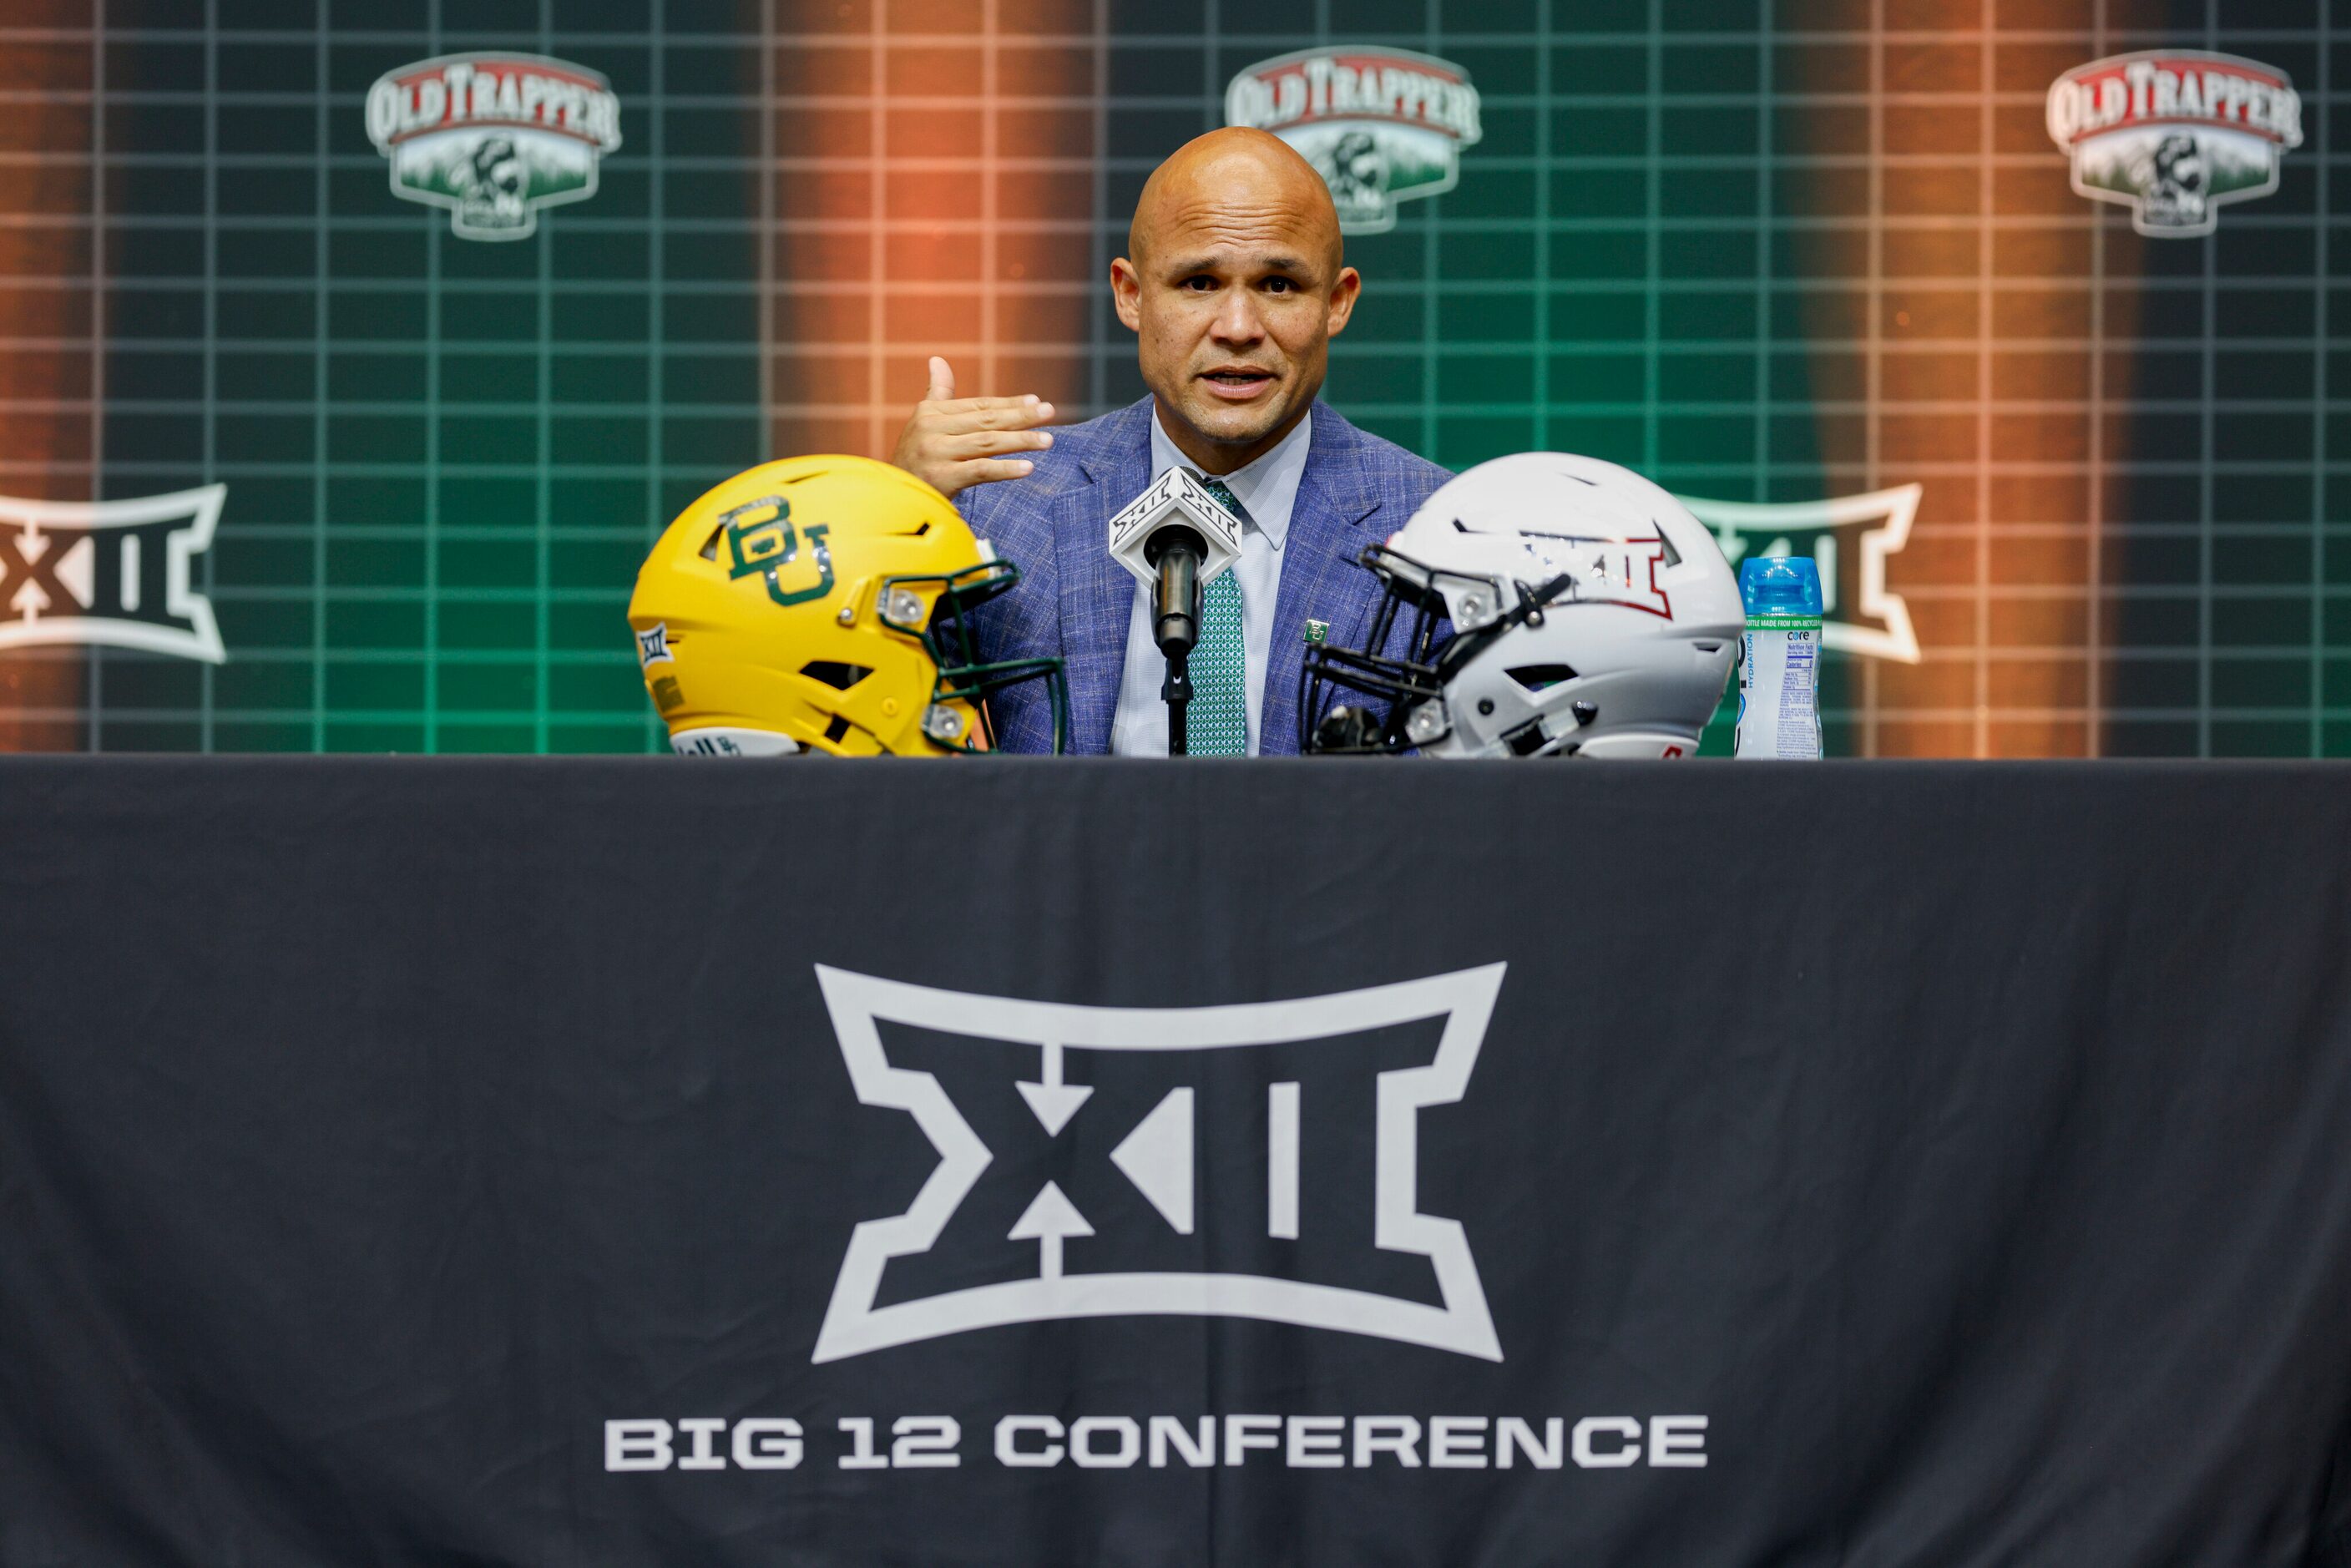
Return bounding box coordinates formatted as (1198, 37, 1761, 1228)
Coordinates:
(1109, 411, 1313, 756)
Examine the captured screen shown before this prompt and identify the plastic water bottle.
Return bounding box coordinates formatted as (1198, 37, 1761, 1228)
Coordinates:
(1734, 555, 1823, 760)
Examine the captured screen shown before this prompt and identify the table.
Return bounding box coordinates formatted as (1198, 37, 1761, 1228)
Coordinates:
(3, 757, 2346, 1564)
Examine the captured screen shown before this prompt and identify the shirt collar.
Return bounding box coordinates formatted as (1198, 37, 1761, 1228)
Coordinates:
(1148, 406, 1312, 550)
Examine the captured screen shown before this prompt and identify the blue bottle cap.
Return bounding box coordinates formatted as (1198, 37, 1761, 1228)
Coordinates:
(1739, 554, 1823, 616)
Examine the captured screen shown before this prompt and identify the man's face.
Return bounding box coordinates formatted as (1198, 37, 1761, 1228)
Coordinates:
(1112, 169, 1359, 465)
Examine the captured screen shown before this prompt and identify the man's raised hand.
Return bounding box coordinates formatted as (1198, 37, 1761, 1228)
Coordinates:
(888, 357, 1056, 500)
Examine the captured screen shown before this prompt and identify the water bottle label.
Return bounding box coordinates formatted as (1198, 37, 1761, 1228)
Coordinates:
(1734, 621, 1824, 760)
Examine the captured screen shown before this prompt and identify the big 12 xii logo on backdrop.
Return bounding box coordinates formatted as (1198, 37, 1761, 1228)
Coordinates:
(367, 54, 622, 240)
(1678, 485, 1923, 665)
(0, 486, 226, 663)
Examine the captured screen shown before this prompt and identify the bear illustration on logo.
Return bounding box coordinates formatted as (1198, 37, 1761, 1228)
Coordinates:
(2047, 52, 2302, 238)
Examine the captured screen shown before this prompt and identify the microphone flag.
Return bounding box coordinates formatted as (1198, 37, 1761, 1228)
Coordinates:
(1106, 467, 1246, 590)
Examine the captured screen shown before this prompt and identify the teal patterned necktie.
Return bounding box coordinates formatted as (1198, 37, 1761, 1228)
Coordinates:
(1189, 475, 1250, 756)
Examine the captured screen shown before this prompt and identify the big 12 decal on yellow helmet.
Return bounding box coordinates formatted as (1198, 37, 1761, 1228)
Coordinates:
(627, 455, 1067, 756)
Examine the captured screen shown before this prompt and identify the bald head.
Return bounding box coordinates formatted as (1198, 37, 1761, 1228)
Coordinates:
(1110, 129, 1361, 473)
(1128, 128, 1343, 274)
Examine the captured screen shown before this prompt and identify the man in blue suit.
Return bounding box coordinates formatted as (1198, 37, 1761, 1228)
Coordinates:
(889, 128, 1450, 756)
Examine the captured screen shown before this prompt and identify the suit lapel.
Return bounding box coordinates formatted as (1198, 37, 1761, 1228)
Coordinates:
(1054, 402, 1153, 755)
(1261, 404, 1387, 756)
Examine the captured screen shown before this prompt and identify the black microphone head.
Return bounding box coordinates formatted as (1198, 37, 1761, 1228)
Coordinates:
(1143, 524, 1207, 569)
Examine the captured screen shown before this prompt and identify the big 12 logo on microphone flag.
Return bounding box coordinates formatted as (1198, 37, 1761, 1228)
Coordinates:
(2046, 51, 2303, 237)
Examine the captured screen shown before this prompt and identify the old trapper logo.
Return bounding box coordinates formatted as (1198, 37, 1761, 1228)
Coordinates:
(367, 54, 622, 241)
(1678, 485, 1922, 665)
(2047, 52, 2302, 237)
(1226, 48, 1482, 235)
(812, 964, 1504, 1364)
(0, 485, 226, 663)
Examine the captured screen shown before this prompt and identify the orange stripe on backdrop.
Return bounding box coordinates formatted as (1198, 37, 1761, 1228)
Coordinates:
(0, 2, 94, 751)
(1784, 0, 2146, 757)
(767, 0, 1097, 463)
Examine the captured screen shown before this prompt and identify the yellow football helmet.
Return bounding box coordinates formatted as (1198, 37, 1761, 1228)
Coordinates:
(627, 455, 1066, 755)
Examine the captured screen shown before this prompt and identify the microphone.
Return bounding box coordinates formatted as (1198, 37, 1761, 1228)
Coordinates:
(1147, 526, 1204, 655)
(1106, 468, 1246, 755)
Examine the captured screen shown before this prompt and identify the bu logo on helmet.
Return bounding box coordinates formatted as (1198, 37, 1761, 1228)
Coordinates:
(0, 485, 227, 664)
(720, 495, 834, 609)
(811, 964, 1505, 1363)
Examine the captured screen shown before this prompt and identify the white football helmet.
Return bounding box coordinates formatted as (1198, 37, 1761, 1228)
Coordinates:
(1299, 453, 1742, 758)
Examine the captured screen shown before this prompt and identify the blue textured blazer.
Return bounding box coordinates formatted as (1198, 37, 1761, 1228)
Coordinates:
(958, 397, 1452, 755)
